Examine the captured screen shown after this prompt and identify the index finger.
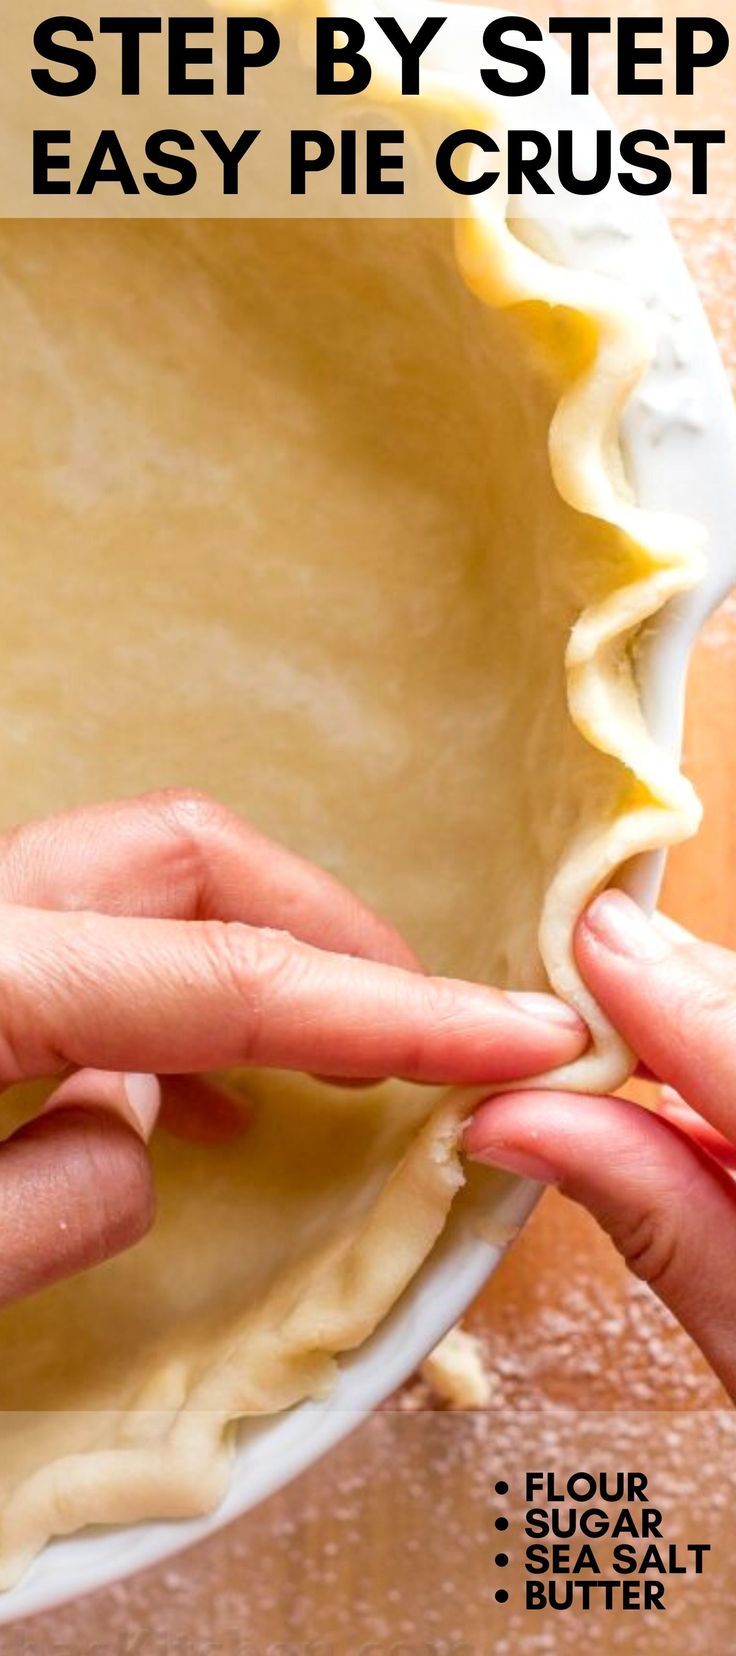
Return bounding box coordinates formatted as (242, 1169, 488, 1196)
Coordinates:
(0, 789, 422, 971)
(0, 904, 587, 1088)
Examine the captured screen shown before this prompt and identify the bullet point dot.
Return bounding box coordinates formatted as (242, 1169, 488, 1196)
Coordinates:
(495, 1516, 509, 1531)
(495, 1553, 509, 1568)
(495, 1589, 509, 1605)
(495, 1480, 509, 1496)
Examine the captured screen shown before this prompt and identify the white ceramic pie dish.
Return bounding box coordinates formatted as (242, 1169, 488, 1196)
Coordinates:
(5, 4, 736, 1625)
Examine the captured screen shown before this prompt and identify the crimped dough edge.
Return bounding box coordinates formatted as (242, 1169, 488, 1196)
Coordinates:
(0, 5, 706, 1587)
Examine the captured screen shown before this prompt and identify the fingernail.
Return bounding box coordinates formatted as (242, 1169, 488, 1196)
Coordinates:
(509, 991, 586, 1033)
(41, 1071, 161, 1142)
(468, 1140, 559, 1184)
(583, 890, 667, 962)
(122, 1073, 160, 1141)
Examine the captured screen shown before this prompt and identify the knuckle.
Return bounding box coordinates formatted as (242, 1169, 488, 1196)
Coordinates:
(401, 1039, 431, 1081)
(146, 788, 228, 912)
(419, 976, 457, 1032)
(199, 920, 295, 1062)
(386, 976, 451, 1078)
(200, 918, 247, 995)
(149, 781, 218, 828)
(607, 1201, 681, 1294)
(150, 786, 225, 841)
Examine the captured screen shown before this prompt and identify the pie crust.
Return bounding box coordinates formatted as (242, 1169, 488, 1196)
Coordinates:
(0, 9, 705, 1586)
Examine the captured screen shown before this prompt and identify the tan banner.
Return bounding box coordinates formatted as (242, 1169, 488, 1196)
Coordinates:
(0, 0, 732, 218)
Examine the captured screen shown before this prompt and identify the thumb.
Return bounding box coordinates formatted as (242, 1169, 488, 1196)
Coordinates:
(0, 1070, 160, 1307)
(464, 1089, 736, 1400)
(575, 890, 736, 1137)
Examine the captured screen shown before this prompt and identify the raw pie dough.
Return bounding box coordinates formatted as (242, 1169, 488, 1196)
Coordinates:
(0, 122, 706, 1584)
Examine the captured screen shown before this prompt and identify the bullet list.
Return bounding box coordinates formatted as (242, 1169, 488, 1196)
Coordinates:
(495, 1480, 510, 1604)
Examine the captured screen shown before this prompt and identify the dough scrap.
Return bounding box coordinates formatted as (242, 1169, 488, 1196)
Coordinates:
(420, 1325, 494, 1410)
(0, 30, 706, 1590)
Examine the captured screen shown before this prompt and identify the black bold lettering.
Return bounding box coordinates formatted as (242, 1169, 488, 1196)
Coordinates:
(315, 18, 371, 95)
(144, 129, 196, 195)
(226, 18, 280, 95)
(32, 17, 95, 96)
(375, 16, 445, 94)
(481, 17, 545, 96)
(435, 128, 499, 194)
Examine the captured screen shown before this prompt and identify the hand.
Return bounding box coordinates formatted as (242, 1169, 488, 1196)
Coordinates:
(0, 789, 586, 1308)
(466, 889, 736, 1400)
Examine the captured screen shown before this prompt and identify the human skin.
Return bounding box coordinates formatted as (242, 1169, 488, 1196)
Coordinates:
(0, 788, 585, 1308)
(466, 888, 736, 1403)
